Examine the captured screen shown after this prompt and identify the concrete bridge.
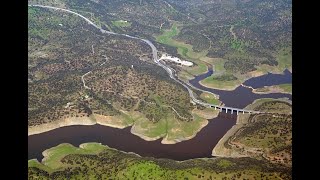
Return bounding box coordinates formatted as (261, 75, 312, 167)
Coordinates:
(211, 105, 261, 115)
(192, 99, 262, 115)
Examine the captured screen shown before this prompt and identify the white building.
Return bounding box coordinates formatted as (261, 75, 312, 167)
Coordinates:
(159, 54, 193, 66)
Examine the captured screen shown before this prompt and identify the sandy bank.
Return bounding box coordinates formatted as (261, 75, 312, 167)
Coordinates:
(29, 113, 211, 145)
(198, 68, 288, 91)
(242, 83, 292, 95)
(252, 86, 292, 95)
(41, 143, 72, 163)
(192, 108, 219, 120)
(28, 114, 131, 136)
(130, 126, 165, 142)
(211, 124, 246, 157)
(199, 81, 239, 91)
(240, 84, 254, 90)
(95, 114, 130, 129)
(28, 116, 96, 136)
(199, 80, 241, 91)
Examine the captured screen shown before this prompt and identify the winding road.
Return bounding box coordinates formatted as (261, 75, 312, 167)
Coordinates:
(28, 4, 262, 114)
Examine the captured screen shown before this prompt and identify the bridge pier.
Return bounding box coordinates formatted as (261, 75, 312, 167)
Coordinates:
(225, 108, 228, 113)
(243, 111, 245, 114)
(219, 108, 222, 112)
(236, 111, 239, 115)
(214, 106, 216, 110)
(231, 110, 233, 114)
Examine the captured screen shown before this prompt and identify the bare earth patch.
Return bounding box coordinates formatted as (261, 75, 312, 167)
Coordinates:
(28, 116, 96, 136)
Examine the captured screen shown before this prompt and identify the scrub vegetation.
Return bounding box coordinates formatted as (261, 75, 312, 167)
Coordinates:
(28, 0, 291, 90)
(28, 143, 291, 179)
(28, 6, 218, 143)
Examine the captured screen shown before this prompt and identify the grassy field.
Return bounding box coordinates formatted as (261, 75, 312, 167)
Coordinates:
(182, 61, 208, 76)
(112, 20, 132, 28)
(254, 83, 292, 94)
(163, 114, 208, 143)
(28, 159, 53, 173)
(193, 107, 219, 120)
(155, 24, 208, 61)
(276, 47, 292, 71)
(200, 75, 241, 90)
(177, 61, 209, 80)
(156, 23, 179, 43)
(130, 91, 216, 143)
(41, 143, 106, 169)
(279, 83, 292, 92)
(131, 113, 167, 140)
(207, 58, 226, 73)
(200, 92, 220, 105)
(197, 57, 245, 90)
(132, 110, 211, 143)
(155, 23, 209, 76)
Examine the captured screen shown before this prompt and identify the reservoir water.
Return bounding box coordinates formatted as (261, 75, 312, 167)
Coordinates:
(189, 69, 292, 108)
(28, 70, 292, 161)
(29, 113, 236, 161)
(243, 69, 292, 89)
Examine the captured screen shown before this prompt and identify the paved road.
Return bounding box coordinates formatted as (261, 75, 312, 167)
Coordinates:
(29, 4, 262, 114)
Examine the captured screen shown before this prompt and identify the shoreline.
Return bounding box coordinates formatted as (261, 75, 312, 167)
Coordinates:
(130, 124, 165, 142)
(161, 119, 209, 144)
(31, 142, 225, 164)
(28, 112, 215, 145)
(199, 80, 239, 91)
(252, 89, 292, 95)
(251, 86, 292, 95)
(28, 116, 97, 136)
(240, 84, 254, 90)
(211, 107, 247, 157)
(28, 115, 131, 136)
(211, 124, 246, 157)
(241, 84, 292, 95)
(196, 68, 289, 91)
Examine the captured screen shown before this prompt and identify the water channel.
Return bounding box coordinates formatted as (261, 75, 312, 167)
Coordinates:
(29, 70, 292, 161)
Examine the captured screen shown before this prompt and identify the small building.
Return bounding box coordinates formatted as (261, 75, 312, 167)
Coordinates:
(159, 54, 193, 66)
